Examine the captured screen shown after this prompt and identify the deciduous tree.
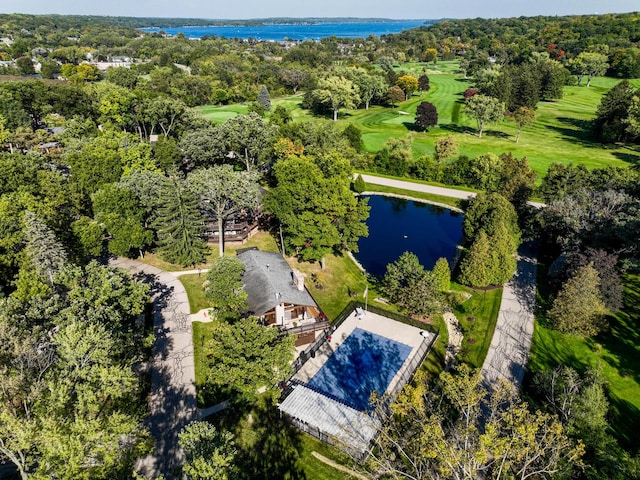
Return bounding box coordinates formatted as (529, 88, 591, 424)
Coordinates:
(414, 101, 438, 131)
(202, 317, 295, 403)
(265, 154, 369, 262)
(179, 421, 238, 480)
(386, 85, 405, 107)
(353, 72, 387, 110)
(223, 113, 278, 171)
(311, 76, 360, 121)
(203, 255, 248, 321)
(368, 365, 582, 480)
(434, 135, 458, 161)
(396, 74, 419, 100)
(382, 252, 443, 315)
(549, 264, 607, 338)
(418, 73, 430, 93)
(188, 165, 259, 257)
(511, 105, 535, 143)
(464, 94, 505, 138)
(568, 52, 609, 87)
(91, 183, 153, 258)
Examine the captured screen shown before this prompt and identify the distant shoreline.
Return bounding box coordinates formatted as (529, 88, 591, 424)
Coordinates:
(141, 19, 435, 40)
(142, 17, 434, 28)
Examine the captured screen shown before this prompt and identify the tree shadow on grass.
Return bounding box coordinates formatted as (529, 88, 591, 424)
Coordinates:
(590, 274, 640, 386)
(612, 149, 640, 166)
(440, 123, 477, 135)
(544, 117, 603, 148)
(482, 129, 511, 139)
(607, 392, 640, 454)
(212, 398, 307, 480)
(402, 121, 424, 132)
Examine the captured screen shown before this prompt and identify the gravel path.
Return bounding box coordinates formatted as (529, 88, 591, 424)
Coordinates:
(110, 258, 196, 479)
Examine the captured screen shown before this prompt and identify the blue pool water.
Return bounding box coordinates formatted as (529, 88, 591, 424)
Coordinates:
(307, 327, 411, 411)
(356, 195, 464, 277)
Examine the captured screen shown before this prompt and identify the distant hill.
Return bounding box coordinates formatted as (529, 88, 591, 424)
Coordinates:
(0, 14, 438, 31)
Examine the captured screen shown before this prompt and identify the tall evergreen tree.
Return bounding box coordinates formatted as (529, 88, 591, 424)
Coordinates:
(257, 85, 271, 111)
(23, 211, 67, 285)
(154, 173, 207, 267)
(489, 220, 518, 285)
(458, 231, 493, 287)
(432, 257, 451, 292)
(593, 80, 636, 142)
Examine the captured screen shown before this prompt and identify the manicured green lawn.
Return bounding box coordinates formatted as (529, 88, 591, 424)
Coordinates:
(360, 181, 464, 210)
(138, 250, 216, 272)
(192, 320, 216, 407)
(178, 273, 210, 313)
(195, 94, 314, 124)
(287, 252, 370, 321)
(197, 64, 640, 178)
(528, 273, 640, 452)
(452, 285, 503, 368)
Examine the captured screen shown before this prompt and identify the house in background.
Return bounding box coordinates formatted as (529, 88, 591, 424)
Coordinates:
(203, 208, 260, 246)
(238, 248, 329, 346)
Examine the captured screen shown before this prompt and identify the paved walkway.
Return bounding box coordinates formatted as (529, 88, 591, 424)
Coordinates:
(480, 243, 537, 389)
(360, 174, 476, 200)
(360, 173, 546, 208)
(110, 258, 196, 479)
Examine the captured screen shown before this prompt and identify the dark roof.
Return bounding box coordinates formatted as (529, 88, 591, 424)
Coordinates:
(238, 249, 317, 316)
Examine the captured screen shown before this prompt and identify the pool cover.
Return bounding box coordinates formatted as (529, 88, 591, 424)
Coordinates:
(306, 327, 412, 411)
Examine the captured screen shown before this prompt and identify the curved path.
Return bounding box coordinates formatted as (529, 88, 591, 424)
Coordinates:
(110, 258, 196, 479)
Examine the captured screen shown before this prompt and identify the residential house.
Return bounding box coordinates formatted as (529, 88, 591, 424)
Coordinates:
(238, 248, 328, 346)
(203, 207, 260, 245)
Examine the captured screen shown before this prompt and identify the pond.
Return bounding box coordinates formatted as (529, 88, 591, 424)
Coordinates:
(355, 195, 464, 277)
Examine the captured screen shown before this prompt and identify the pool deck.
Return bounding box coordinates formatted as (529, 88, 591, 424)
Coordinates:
(293, 309, 432, 397)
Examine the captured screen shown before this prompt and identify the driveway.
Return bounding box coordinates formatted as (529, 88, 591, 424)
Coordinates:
(480, 243, 537, 389)
(110, 258, 196, 479)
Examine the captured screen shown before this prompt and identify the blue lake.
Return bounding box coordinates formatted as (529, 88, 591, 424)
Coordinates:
(142, 20, 428, 41)
(355, 195, 464, 277)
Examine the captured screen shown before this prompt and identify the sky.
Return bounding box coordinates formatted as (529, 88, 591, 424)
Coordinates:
(0, 0, 637, 20)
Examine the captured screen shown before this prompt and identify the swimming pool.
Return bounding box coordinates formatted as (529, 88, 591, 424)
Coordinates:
(306, 327, 412, 411)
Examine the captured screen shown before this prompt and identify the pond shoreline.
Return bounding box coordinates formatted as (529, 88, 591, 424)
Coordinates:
(359, 191, 464, 213)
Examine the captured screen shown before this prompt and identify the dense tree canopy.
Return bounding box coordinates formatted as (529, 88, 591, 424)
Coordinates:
(265, 153, 369, 262)
(201, 317, 295, 403)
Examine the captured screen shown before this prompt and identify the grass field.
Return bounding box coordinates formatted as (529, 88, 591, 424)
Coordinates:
(453, 285, 503, 369)
(528, 273, 640, 452)
(196, 62, 640, 178)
